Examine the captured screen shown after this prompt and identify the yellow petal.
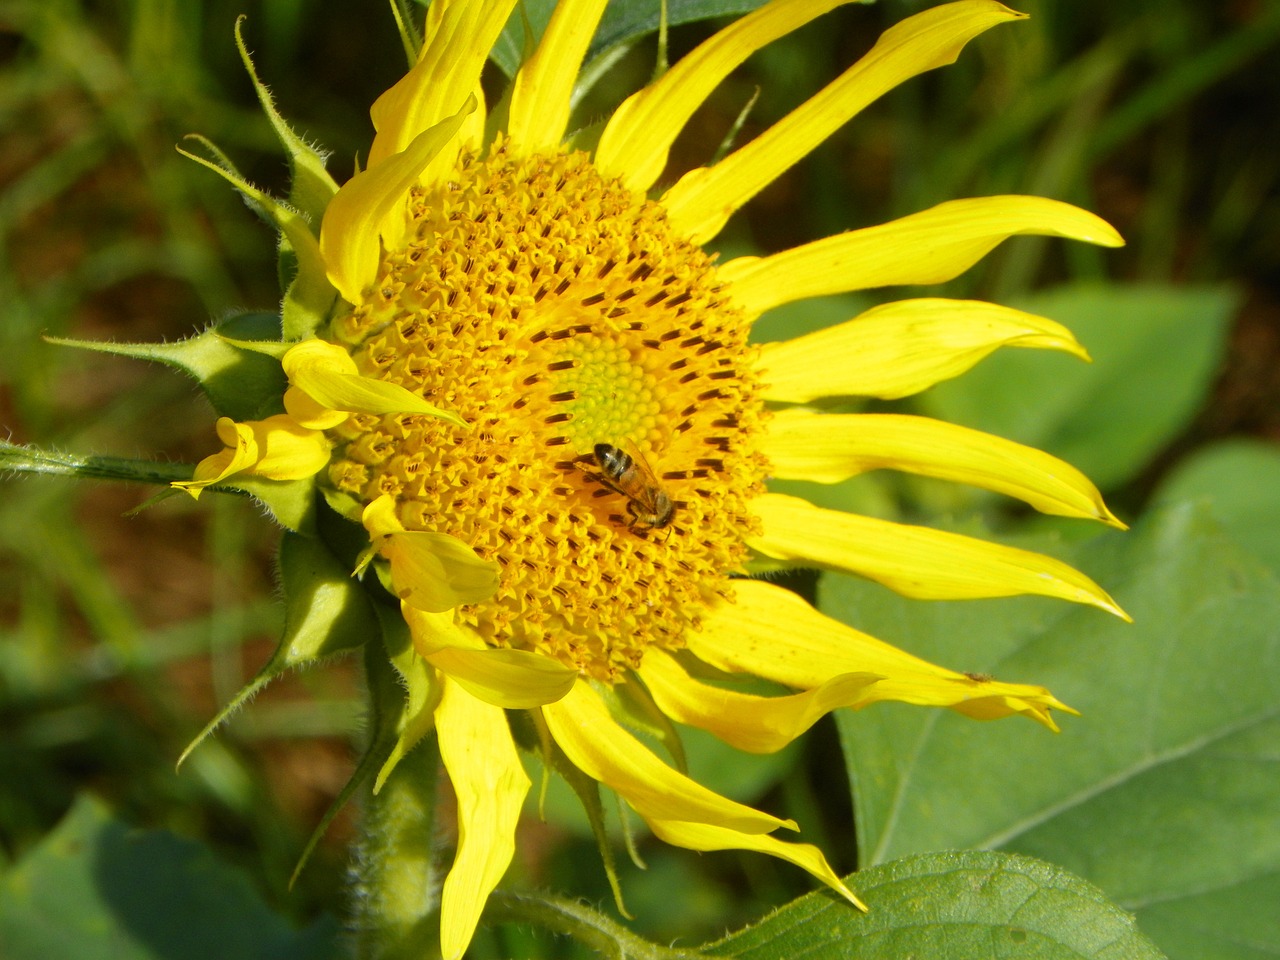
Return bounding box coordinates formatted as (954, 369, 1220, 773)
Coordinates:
(693, 579, 953, 686)
(763, 410, 1124, 527)
(367, 0, 513, 169)
(402, 605, 578, 709)
(662, 1, 1027, 244)
(247, 414, 331, 480)
(648, 818, 866, 911)
(437, 676, 530, 960)
(361, 491, 409, 538)
(721, 197, 1125, 319)
(749, 493, 1129, 617)
(430, 646, 578, 709)
(758, 298, 1089, 401)
(507, 0, 609, 155)
(385, 533, 500, 612)
(172, 413, 327, 498)
(639, 649, 881, 753)
(320, 98, 475, 306)
(283, 339, 466, 427)
(171, 417, 257, 499)
(690, 580, 1076, 729)
(415, 1, 490, 162)
(595, 0, 856, 192)
(363, 495, 501, 612)
(542, 681, 795, 834)
(282, 387, 349, 431)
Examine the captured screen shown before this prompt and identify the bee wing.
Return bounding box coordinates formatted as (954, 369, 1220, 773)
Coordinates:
(618, 438, 665, 486)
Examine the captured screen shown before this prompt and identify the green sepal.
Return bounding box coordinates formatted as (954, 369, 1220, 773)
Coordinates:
(371, 601, 442, 792)
(46, 312, 286, 422)
(233, 16, 338, 230)
(291, 650, 400, 889)
(216, 335, 291, 360)
(387, 0, 422, 67)
(276, 528, 378, 661)
(321, 484, 366, 524)
(178, 137, 337, 341)
(222, 473, 318, 535)
(513, 712, 632, 920)
(176, 524, 371, 769)
(607, 678, 688, 774)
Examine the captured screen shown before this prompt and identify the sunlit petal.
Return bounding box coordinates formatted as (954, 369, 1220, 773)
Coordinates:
(690, 580, 1076, 729)
(363, 495, 500, 612)
(749, 492, 1129, 617)
(721, 197, 1124, 319)
(403, 607, 578, 709)
(649, 818, 866, 910)
(320, 99, 475, 305)
(640, 648, 881, 753)
(543, 681, 795, 834)
(663, 1, 1027, 244)
(437, 676, 530, 960)
(508, 0, 609, 154)
(759, 298, 1089, 401)
(763, 409, 1124, 526)
(368, 0, 514, 169)
(171, 417, 257, 499)
(247, 414, 331, 480)
(596, 0, 855, 192)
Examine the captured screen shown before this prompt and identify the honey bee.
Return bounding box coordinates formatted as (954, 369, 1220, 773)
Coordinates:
(593, 442, 675, 530)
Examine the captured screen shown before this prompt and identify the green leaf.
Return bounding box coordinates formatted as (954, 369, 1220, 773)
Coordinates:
(706, 850, 1165, 960)
(830, 502, 1280, 960)
(488, 0, 772, 79)
(590, 0, 772, 65)
(0, 795, 341, 960)
(920, 283, 1238, 490)
(46, 311, 287, 422)
(1152, 439, 1280, 577)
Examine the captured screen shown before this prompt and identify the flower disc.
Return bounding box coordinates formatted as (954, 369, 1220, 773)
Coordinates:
(328, 142, 767, 680)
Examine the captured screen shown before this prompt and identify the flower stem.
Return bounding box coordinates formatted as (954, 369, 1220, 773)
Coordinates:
(351, 646, 444, 960)
(0, 440, 190, 485)
(485, 891, 708, 960)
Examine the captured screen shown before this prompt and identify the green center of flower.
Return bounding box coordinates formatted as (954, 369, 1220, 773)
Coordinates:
(550, 336, 663, 452)
(326, 141, 767, 681)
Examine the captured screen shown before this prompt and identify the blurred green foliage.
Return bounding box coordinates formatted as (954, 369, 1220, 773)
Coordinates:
(1, 0, 1277, 957)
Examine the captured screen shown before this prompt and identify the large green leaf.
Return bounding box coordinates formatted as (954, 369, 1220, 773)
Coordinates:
(489, 0, 772, 79)
(1152, 438, 1280, 577)
(829, 502, 1280, 960)
(706, 850, 1164, 959)
(920, 284, 1238, 491)
(0, 795, 340, 960)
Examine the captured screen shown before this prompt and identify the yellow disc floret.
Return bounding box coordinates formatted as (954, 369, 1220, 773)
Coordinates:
(327, 140, 767, 681)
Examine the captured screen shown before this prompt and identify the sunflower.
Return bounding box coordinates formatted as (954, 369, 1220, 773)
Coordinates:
(172, 0, 1126, 955)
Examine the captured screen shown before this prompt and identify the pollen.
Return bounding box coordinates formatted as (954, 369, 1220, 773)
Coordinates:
(327, 140, 767, 680)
